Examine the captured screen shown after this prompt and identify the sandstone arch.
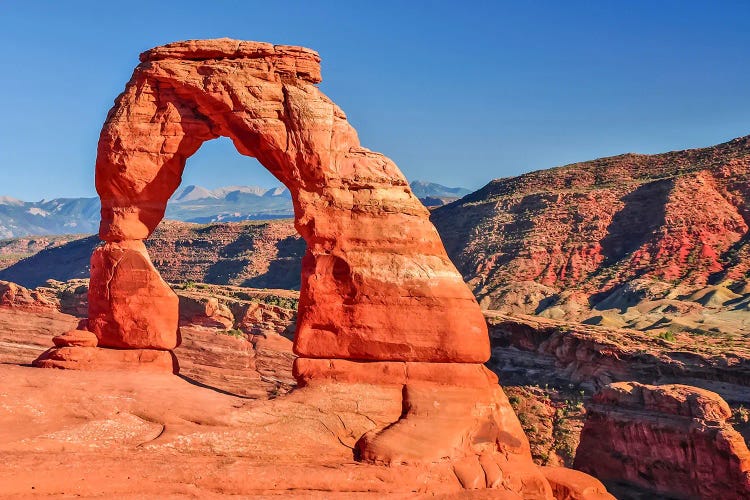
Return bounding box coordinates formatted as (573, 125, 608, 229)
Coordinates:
(87, 38, 489, 364)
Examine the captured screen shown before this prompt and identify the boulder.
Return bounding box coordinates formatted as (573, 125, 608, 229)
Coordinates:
(575, 382, 750, 498)
(178, 294, 234, 329)
(52, 329, 98, 348)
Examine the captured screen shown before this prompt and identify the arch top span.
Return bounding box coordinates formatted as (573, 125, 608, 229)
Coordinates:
(139, 38, 323, 83)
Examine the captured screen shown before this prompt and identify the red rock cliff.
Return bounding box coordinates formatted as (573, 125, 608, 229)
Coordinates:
(575, 382, 750, 498)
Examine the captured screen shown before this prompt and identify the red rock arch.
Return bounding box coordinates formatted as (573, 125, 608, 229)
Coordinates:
(32, 41, 619, 495)
(87, 38, 488, 364)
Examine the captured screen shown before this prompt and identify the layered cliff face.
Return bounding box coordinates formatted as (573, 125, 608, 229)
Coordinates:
(575, 382, 750, 499)
(431, 135, 750, 330)
(0, 220, 304, 290)
(485, 312, 750, 393)
(485, 310, 750, 476)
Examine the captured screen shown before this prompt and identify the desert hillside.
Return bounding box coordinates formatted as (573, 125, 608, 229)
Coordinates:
(431, 135, 750, 333)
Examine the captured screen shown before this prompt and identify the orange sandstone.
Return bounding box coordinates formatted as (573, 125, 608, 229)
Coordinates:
(30, 38, 612, 496)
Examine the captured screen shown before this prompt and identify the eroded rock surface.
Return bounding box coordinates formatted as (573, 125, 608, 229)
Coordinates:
(575, 382, 750, 498)
(0, 280, 55, 311)
(0, 364, 447, 497)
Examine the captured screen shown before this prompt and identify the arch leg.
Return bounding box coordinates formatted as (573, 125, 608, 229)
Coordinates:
(33, 240, 179, 373)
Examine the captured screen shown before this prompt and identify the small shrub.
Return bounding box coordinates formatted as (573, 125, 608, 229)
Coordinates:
(219, 329, 246, 339)
(259, 295, 299, 310)
(658, 331, 676, 342)
(735, 405, 750, 423)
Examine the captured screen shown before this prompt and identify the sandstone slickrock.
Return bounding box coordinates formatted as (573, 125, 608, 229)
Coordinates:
(0, 307, 79, 365)
(26, 38, 612, 496)
(0, 363, 564, 497)
(575, 382, 750, 499)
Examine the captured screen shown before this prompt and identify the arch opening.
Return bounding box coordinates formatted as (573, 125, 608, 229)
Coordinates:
(149, 135, 305, 290)
(164, 136, 296, 225)
(141, 134, 305, 398)
(174, 136, 288, 201)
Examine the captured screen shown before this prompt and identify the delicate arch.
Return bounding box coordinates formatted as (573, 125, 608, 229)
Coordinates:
(34, 41, 573, 491)
(89, 38, 489, 364)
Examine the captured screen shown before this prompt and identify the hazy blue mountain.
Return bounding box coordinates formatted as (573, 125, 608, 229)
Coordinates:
(0, 180, 469, 237)
(409, 181, 471, 199)
(0, 197, 100, 238)
(165, 184, 294, 223)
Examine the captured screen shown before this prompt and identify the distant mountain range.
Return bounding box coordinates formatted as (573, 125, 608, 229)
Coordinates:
(0, 181, 469, 237)
(409, 181, 471, 199)
(0, 197, 101, 238)
(165, 184, 293, 224)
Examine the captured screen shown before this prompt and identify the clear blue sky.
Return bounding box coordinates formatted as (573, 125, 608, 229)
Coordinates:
(1, 1, 748, 200)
